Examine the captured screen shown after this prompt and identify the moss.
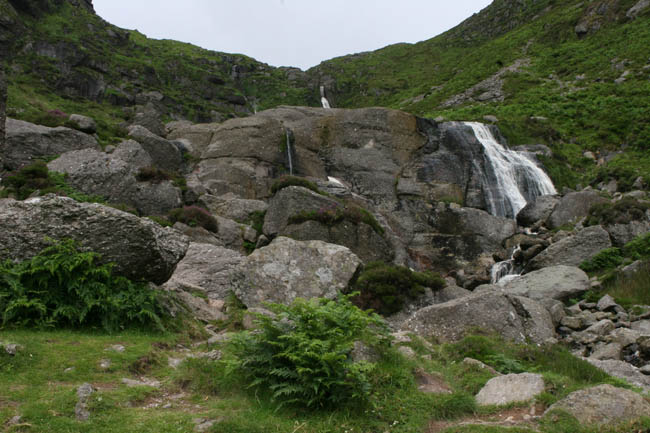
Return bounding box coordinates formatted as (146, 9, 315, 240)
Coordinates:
(288, 201, 385, 236)
(168, 206, 218, 233)
(270, 175, 323, 196)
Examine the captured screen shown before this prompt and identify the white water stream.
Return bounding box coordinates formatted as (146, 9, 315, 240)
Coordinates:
(285, 130, 293, 176)
(465, 122, 557, 219)
(320, 85, 332, 109)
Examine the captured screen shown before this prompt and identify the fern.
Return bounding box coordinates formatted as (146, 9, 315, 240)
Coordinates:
(0, 239, 168, 332)
(229, 295, 390, 409)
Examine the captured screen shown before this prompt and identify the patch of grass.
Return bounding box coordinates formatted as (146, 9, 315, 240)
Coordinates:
(586, 197, 650, 227)
(247, 210, 266, 235)
(288, 201, 385, 236)
(350, 261, 446, 315)
(135, 166, 173, 183)
(601, 261, 650, 308)
(579, 247, 625, 273)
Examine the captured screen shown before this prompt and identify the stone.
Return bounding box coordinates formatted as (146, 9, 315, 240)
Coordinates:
(167, 122, 221, 158)
(174, 291, 226, 323)
(631, 320, 650, 335)
(75, 383, 95, 421)
(627, 0, 650, 18)
(561, 316, 585, 330)
(199, 193, 268, 223)
(516, 195, 559, 227)
(0, 66, 6, 153)
(499, 266, 590, 302)
(589, 342, 622, 360)
(232, 237, 362, 308)
(597, 295, 620, 312)
(163, 243, 244, 300)
(2, 118, 101, 170)
(433, 285, 472, 303)
(121, 377, 161, 388)
(622, 260, 647, 278)
(68, 114, 97, 133)
(547, 191, 608, 229)
(546, 384, 650, 425)
(462, 358, 500, 375)
(585, 320, 615, 337)
(476, 373, 545, 406)
(527, 226, 612, 270)
(540, 299, 566, 327)
(127, 125, 184, 172)
(509, 296, 556, 344)
(401, 292, 554, 344)
(606, 221, 650, 248)
(414, 370, 452, 394)
(588, 359, 650, 391)
(48, 144, 182, 216)
(397, 346, 417, 359)
(0, 195, 189, 284)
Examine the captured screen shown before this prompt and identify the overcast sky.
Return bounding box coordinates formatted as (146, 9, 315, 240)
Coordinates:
(94, 0, 493, 70)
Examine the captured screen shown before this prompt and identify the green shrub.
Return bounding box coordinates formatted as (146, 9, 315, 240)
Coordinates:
(623, 233, 650, 260)
(135, 166, 172, 183)
(351, 262, 445, 315)
(0, 239, 167, 331)
(270, 175, 323, 195)
(229, 295, 390, 409)
(145, 215, 173, 227)
(247, 210, 266, 235)
(579, 248, 624, 273)
(168, 206, 218, 232)
(586, 198, 650, 227)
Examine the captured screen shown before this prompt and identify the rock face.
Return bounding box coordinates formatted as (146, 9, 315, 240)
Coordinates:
(263, 186, 392, 263)
(47, 142, 183, 215)
(2, 118, 101, 170)
(547, 191, 607, 229)
(0, 66, 5, 162)
(516, 195, 559, 227)
(400, 292, 555, 344)
(0, 195, 188, 284)
(163, 243, 244, 300)
(545, 384, 650, 425)
(527, 225, 612, 270)
(475, 373, 545, 406)
(496, 266, 590, 302)
(127, 125, 184, 172)
(232, 237, 361, 308)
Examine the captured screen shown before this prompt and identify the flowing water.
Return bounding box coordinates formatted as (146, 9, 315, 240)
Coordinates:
(285, 130, 293, 176)
(465, 122, 557, 219)
(491, 245, 522, 284)
(320, 86, 332, 109)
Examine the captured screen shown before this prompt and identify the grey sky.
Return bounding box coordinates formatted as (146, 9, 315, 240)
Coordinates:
(93, 0, 493, 70)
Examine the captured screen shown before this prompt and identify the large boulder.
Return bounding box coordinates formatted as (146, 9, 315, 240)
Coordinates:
(516, 195, 559, 227)
(400, 292, 555, 344)
(489, 265, 590, 302)
(605, 220, 650, 248)
(1, 118, 100, 170)
(0, 195, 188, 284)
(547, 191, 608, 229)
(526, 226, 612, 270)
(585, 359, 650, 391)
(163, 242, 244, 300)
(198, 193, 268, 223)
(47, 142, 182, 215)
(232, 237, 361, 309)
(167, 122, 221, 158)
(476, 373, 545, 406)
(127, 125, 184, 172)
(545, 384, 650, 425)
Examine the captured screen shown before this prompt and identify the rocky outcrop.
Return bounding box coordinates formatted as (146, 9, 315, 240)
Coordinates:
(198, 193, 268, 223)
(526, 225, 612, 270)
(0, 195, 188, 284)
(232, 237, 361, 309)
(48, 142, 182, 215)
(545, 385, 650, 425)
(547, 191, 607, 229)
(482, 265, 590, 302)
(400, 292, 555, 344)
(2, 118, 100, 170)
(475, 373, 544, 406)
(127, 125, 184, 173)
(167, 122, 221, 158)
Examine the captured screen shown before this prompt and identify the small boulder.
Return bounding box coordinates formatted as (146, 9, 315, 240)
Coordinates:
(516, 195, 559, 227)
(476, 373, 545, 406)
(527, 226, 612, 270)
(499, 266, 590, 302)
(545, 384, 650, 425)
(68, 114, 97, 133)
(547, 191, 608, 229)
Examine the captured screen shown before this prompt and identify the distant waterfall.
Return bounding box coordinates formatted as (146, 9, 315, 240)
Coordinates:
(285, 130, 293, 176)
(320, 86, 331, 109)
(465, 122, 557, 219)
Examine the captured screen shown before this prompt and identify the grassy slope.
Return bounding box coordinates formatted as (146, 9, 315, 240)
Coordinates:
(309, 0, 650, 190)
(5, 1, 314, 145)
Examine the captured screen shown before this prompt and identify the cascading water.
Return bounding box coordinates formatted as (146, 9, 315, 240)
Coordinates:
(320, 86, 332, 109)
(491, 245, 521, 284)
(285, 130, 293, 176)
(465, 122, 557, 219)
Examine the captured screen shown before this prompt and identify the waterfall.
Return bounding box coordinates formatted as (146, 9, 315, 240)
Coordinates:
(285, 130, 293, 176)
(491, 245, 521, 284)
(465, 122, 557, 219)
(320, 86, 331, 109)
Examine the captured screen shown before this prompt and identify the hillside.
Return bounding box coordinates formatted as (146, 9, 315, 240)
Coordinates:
(309, 0, 650, 191)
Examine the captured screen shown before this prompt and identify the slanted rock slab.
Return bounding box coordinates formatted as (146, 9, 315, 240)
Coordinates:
(545, 384, 650, 425)
(476, 373, 544, 406)
(499, 266, 590, 302)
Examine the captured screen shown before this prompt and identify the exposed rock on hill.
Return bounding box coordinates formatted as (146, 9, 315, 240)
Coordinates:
(0, 195, 188, 283)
